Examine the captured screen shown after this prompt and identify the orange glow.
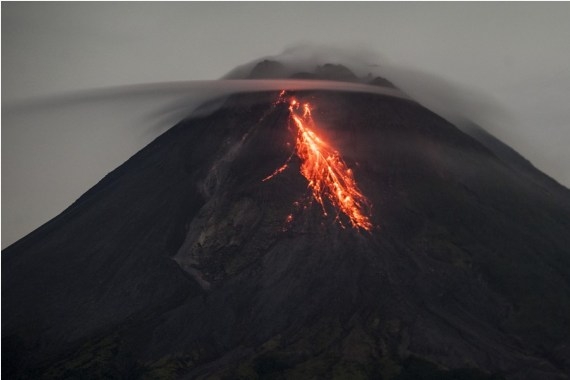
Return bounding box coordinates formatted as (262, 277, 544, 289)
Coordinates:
(266, 92, 373, 232)
(262, 162, 289, 182)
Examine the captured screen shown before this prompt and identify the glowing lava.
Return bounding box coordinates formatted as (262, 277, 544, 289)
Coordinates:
(267, 92, 373, 232)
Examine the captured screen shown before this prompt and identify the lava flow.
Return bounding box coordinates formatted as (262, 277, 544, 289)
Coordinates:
(265, 92, 373, 232)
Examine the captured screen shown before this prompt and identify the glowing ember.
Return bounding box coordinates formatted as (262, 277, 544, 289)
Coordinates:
(266, 92, 373, 232)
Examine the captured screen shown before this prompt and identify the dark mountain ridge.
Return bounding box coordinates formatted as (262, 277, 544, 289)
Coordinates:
(3, 71, 570, 379)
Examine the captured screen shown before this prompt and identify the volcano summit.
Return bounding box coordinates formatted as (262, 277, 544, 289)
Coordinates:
(3, 62, 570, 380)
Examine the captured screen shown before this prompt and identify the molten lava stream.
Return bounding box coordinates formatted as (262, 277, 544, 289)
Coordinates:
(267, 93, 373, 232)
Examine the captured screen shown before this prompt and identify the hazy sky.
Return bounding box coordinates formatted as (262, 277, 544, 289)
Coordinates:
(2, 2, 570, 247)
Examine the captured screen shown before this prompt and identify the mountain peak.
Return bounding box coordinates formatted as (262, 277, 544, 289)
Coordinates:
(243, 59, 398, 89)
(247, 59, 287, 79)
(314, 63, 358, 81)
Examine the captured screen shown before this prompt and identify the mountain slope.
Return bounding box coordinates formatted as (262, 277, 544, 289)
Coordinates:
(3, 89, 570, 380)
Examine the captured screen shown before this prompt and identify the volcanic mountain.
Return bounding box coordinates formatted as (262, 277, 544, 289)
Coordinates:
(3, 63, 570, 380)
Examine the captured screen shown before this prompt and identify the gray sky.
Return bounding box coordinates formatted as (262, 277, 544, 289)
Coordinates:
(2, 2, 570, 248)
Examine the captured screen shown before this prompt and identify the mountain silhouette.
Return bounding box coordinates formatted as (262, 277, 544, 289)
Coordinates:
(3, 63, 570, 380)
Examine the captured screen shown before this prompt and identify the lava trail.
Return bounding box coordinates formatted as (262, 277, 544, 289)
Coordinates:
(266, 92, 373, 232)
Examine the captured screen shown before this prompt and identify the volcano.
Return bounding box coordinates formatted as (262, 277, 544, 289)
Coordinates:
(3, 63, 570, 380)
